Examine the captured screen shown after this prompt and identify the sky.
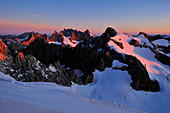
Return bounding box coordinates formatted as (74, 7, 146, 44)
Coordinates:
(0, 0, 170, 35)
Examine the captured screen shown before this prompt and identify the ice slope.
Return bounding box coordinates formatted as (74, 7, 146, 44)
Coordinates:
(0, 72, 142, 113)
(73, 30, 170, 113)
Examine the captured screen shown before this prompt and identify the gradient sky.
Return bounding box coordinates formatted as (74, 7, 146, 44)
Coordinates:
(0, 0, 170, 35)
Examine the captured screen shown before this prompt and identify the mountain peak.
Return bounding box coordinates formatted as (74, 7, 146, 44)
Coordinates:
(84, 29, 93, 37)
(84, 29, 90, 33)
(137, 31, 152, 40)
(103, 27, 117, 38)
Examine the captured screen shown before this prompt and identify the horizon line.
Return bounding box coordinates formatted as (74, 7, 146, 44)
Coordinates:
(0, 19, 170, 36)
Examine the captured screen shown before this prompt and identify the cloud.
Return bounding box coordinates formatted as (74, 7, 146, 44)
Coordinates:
(34, 14, 41, 18)
(0, 19, 63, 34)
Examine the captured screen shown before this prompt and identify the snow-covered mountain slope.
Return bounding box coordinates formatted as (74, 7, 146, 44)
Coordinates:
(72, 30, 170, 113)
(0, 72, 143, 113)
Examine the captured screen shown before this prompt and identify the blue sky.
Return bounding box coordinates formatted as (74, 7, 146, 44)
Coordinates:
(0, 0, 170, 34)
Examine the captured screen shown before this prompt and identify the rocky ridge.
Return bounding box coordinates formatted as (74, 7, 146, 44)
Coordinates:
(0, 27, 169, 92)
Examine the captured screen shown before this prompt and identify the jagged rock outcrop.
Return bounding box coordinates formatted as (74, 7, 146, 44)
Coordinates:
(50, 31, 65, 42)
(0, 27, 164, 92)
(19, 27, 161, 91)
(129, 39, 141, 47)
(0, 39, 7, 61)
(84, 29, 94, 37)
(21, 28, 117, 84)
(110, 39, 124, 49)
(20, 32, 50, 45)
(1, 45, 85, 86)
(150, 35, 165, 42)
(125, 55, 160, 91)
(22, 38, 72, 66)
(138, 32, 152, 41)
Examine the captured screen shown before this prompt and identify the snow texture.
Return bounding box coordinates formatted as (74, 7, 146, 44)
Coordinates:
(0, 72, 142, 113)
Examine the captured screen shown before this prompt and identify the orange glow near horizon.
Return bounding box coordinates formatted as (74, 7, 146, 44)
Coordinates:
(0, 19, 63, 34)
(0, 19, 170, 35)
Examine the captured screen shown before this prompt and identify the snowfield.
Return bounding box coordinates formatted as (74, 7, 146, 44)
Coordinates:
(0, 72, 143, 113)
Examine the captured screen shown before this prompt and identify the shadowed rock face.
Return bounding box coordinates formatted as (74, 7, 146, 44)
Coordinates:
(150, 35, 165, 42)
(125, 55, 160, 91)
(154, 52, 170, 66)
(50, 31, 65, 42)
(129, 39, 141, 47)
(0, 39, 86, 86)
(103, 27, 117, 38)
(23, 38, 72, 67)
(19, 27, 160, 92)
(109, 49, 160, 92)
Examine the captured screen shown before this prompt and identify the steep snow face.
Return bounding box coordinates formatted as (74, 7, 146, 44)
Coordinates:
(73, 30, 170, 113)
(108, 31, 169, 78)
(0, 72, 142, 113)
